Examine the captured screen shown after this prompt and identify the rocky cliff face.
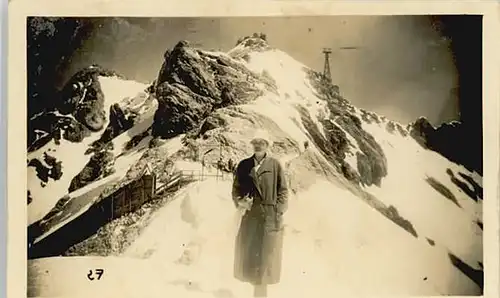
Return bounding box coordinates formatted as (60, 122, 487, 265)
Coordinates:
(152, 40, 275, 138)
(28, 112, 91, 153)
(305, 69, 388, 187)
(89, 103, 137, 150)
(409, 117, 481, 175)
(58, 66, 127, 132)
(69, 142, 115, 192)
(28, 65, 123, 152)
(27, 152, 63, 187)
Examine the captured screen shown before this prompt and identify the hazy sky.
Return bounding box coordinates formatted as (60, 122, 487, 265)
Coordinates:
(64, 16, 458, 125)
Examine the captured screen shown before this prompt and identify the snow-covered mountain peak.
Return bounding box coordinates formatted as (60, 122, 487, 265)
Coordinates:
(228, 34, 271, 57)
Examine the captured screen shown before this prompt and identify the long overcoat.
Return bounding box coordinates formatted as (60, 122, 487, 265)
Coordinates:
(232, 154, 289, 285)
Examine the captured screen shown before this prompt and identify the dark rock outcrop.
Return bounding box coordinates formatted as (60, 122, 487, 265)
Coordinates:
(28, 112, 91, 152)
(27, 152, 63, 184)
(304, 68, 388, 187)
(336, 114, 387, 187)
(91, 103, 136, 148)
(152, 41, 269, 139)
(125, 129, 151, 151)
(58, 66, 119, 131)
(28, 65, 121, 152)
(69, 144, 115, 192)
(409, 117, 481, 174)
(409, 117, 435, 146)
(360, 109, 382, 125)
(425, 176, 461, 207)
(235, 35, 270, 52)
(28, 159, 50, 184)
(58, 66, 120, 114)
(198, 113, 228, 136)
(62, 117, 91, 143)
(386, 121, 396, 134)
(396, 123, 408, 137)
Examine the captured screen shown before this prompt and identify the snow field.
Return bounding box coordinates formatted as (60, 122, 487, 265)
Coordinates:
(29, 176, 480, 297)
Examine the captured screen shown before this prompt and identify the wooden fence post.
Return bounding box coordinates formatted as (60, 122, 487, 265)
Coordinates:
(178, 173, 181, 191)
(143, 174, 154, 203)
(153, 174, 157, 194)
(111, 196, 114, 220)
(140, 179, 144, 206)
(128, 185, 131, 214)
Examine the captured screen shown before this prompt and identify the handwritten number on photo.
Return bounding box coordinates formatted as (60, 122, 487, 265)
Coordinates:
(87, 269, 104, 281)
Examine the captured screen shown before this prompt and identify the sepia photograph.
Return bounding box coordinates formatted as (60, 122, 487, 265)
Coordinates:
(22, 14, 485, 297)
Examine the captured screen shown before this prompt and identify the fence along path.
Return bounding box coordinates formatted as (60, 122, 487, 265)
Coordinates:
(161, 153, 298, 195)
(155, 167, 233, 195)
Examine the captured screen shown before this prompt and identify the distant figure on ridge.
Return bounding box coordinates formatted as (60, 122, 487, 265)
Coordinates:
(228, 158, 235, 173)
(217, 157, 224, 172)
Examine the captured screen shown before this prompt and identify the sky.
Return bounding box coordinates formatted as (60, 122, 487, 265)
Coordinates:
(50, 16, 461, 125)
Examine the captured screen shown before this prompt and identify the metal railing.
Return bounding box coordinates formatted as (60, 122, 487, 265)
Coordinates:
(154, 168, 233, 195)
(179, 168, 233, 182)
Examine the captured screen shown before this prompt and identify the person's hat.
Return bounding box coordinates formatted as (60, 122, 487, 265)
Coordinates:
(250, 129, 272, 145)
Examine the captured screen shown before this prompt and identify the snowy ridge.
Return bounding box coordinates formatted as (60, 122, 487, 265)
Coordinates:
(244, 49, 331, 140)
(28, 36, 483, 296)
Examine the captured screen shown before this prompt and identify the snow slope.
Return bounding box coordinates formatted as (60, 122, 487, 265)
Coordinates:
(27, 37, 483, 297)
(29, 178, 481, 297)
(360, 115, 482, 267)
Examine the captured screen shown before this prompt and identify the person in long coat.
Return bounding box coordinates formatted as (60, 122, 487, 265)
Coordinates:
(232, 130, 289, 297)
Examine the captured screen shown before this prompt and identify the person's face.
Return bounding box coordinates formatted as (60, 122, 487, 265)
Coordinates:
(251, 139, 269, 155)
